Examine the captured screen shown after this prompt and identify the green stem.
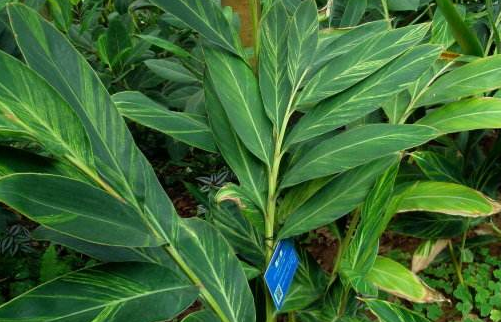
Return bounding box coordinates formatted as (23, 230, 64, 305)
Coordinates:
(448, 240, 464, 285)
(380, 0, 391, 29)
(486, 0, 501, 53)
(250, 0, 260, 62)
(459, 220, 470, 270)
(327, 209, 361, 288)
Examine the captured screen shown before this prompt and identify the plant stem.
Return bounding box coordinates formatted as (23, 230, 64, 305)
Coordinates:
(380, 0, 392, 29)
(448, 240, 464, 285)
(327, 209, 361, 288)
(459, 220, 470, 271)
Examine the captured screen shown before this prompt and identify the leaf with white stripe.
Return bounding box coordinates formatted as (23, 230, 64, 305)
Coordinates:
(415, 55, 501, 107)
(363, 299, 432, 322)
(149, 0, 243, 56)
(395, 181, 501, 217)
(204, 46, 274, 166)
(287, 45, 442, 145)
(417, 97, 501, 134)
(281, 124, 439, 188)
(259, 1, 292, 130)
(112, 91, 216, 152)
(287, 0, 318, 87)
(299, 24, 430, 107)
(0, 262, 198, 322)
(0, 173, 165, 247)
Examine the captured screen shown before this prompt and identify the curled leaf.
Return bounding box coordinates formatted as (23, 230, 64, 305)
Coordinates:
(412, 239, 449, 273)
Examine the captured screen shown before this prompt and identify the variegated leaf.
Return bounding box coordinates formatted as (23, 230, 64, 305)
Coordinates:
(363, 299, 432, 322)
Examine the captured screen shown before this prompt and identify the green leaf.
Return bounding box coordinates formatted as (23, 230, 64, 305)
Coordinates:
(112, 91, 216, 152)
(137, 34, 191, 58)
(312, 20, 388, 72)
(287, 0, 318, 87)
(279, 155, 398, 238)
(145, 59, 198, 83)
(412, 151, 463, 183)
(363, 299, 432, 322)
(287, 44, 442, 145)
(280, 249, 328, 312)
(105, 14, 132, 69)
(216, 183, 265, 235)
(299, 24, 430, 107)
(0, 51, 95, 178)
(259, 1, 292, 130)
(340, 0, 367, 27)
(205, 76, 267, 210)
(435, 0, 483, 57)
(173, 218, 256, 322)
(282, 124, 439, 188)
(366, 256, 445, 303)
(387, 0, 420, 11)
(416, 56, 501, 106)
(47, 0, 72, 32)
(417, 98, 501, 134)
(182, 310, 219, 322)
(39, 244, 72, 283)
(390, 212, 468, 239)
(431, 4, 466, 48)
(0, 262, 198, 322)
(382, 90, 412, 125)
(395, 181, 501, 217)
(204, 47, 273, 166)
(341, 162, 400, 294)
(0, 174, 165, 247)
(240, 262, 261, 280)
(412, 239, 448, 273)
(149, 0, 243, 56)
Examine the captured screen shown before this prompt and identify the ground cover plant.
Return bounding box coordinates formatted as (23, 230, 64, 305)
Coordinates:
(2, 0, 501, 321)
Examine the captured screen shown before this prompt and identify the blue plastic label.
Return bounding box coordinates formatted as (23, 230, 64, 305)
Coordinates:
(264, 239, 300, 310)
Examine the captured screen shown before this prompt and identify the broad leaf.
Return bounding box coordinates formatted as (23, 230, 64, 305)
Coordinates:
(390, 212, 468, 239)
(287, 0, 318, 87)
(137, 34, 191, 58)
(182, 310, 219, 322)
(340, 0, 367, 27)
(0, 51, 94, 177)
(363, 299, 432, 322)
(282, 124, 439, 188)
(412, 151, 463, 183)
(259, 1, 292, 130)
(417, 98, 501, 134)
(0, 174, 165, 247)
(149, 0, 243, 56)
(299, 24, 430, 107)
(0, 262, 198, 322)
(395, 181, 501, 217)
(145, 59, 198, 84)
(112, 91, 216, 152)
(279, 155, 398, 238)
(387, 0, 420, 11)
(415, 56, 501, 106)
(204, 46, 274, 166)
(431, 4, 466, 48)
(287, 44, 442, 145)
(366, 256, 445, 303)
(205, 76, 267, 210)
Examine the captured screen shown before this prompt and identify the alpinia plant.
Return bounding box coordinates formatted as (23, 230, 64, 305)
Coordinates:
(3, 0, 501, 322)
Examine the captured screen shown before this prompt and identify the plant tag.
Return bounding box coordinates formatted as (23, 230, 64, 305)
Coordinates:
(264, 239, 300, 310)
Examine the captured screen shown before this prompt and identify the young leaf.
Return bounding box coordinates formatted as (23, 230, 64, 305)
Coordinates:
(287, 44, 442, 145)
(0, 174, 165, 247)
(417, 98, 501, 134)
(112, 91, 216, 152)
(145, 59, 198, 84)
(259, 1, 292, 130)
(416, 56, 501, 106)
(279, 155, 398, 238)
(149, 0, 243, 56)
(395, 181, 501, 217)
(299, 24, 431, 106)
(412, 239, 448, 273)
(287, 0, 318, 87)
(363, 299, 432, 322)
(137, 34, 191, 58)
(105, 14, 132, 69)
(204, 46, 274, 166)
(282, 124, 439, 188)
(366, 256, 445, 303)
(0, 262, 198, 322)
